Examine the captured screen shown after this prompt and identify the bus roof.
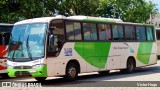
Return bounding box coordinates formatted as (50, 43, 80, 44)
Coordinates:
(14, 15, 154, 26)
(14, 16, 65, 25)
(66, 16, 123, 23)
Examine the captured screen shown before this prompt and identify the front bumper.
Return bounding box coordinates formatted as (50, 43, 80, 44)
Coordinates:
(7, 65, 47, 77)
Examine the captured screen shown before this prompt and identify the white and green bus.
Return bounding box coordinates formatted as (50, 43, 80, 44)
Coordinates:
(7, 16, 157, 81)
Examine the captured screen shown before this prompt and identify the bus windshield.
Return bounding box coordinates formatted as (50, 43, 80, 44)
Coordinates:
(8, 23, 47, 61)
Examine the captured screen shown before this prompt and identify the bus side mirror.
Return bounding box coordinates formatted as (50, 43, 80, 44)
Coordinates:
(49, 35, 54, 46)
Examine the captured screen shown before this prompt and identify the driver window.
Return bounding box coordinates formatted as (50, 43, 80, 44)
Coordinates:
(47, 20, 65, 57)
(0, 33, 11, 45)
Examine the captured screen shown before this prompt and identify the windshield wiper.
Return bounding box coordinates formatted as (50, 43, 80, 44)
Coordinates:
(11, 35, 20, 61)
(10, 35, 15, 60)
(26, 35, 33, 61)
(11, 49, 15, 61)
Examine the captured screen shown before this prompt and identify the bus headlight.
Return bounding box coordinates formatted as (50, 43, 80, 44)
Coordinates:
(8, 65, 14, 69)
(32, 64, 43, 69)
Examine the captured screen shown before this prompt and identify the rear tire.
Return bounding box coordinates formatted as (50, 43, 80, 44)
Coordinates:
(121, 58, 135, 73)
(65, 63, 78, 81)
(35, 77, 46, 82)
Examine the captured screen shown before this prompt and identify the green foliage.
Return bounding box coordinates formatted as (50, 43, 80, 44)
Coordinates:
(0, 0, 55, 23)
(0, 0, 158, 23)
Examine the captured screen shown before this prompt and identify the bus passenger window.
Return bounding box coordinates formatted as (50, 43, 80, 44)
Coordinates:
(146, 27, 154, 41)
(112, 25, 124, 40)
(66, 22, 82, 40)
(83, 23, 97, 40)
(124, 25, 135, 40)
(136, 26, 146, 41)
(98, 24, 111, 40)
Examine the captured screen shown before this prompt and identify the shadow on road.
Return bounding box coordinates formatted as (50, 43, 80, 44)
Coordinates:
(31, 65, 160, 87)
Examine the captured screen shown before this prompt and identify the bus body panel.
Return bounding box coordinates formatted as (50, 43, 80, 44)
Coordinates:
(7, 59, 46, 77)
(7, 41, 157, 77)
(0, 45, 8, 73)
(0, 59, 7, 73)
(46, 41, 157, 77)
(0, 24, 13, 74)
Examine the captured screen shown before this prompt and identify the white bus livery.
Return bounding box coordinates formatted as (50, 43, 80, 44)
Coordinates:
(7, 16, 157, 81)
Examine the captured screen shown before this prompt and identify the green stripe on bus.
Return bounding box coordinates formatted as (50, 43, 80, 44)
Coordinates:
(74, 42, 111, 68)
(137, 42, 153, 64)
(142, 24, 154, 27)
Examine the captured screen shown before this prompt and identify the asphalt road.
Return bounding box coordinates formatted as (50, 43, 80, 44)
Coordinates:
(0, 60, 160, 87)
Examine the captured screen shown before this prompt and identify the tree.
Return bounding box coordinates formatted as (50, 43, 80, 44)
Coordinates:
(0, 0, 20, 23)
(0, 0, 55, 23)
(52, 0, 100, 16)
(0, 0, 158, 23)
(121, 0, 158, 23)
(97, 0, 158, 23)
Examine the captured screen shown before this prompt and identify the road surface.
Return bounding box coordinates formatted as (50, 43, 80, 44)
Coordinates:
(0, 61, 160, 89)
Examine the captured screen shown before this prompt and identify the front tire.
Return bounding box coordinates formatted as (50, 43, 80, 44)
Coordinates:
(65, 63, 78, 81)
(35, 77, 46, 82)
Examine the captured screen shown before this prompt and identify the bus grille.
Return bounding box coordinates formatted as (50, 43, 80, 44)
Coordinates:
(15, 71, 31, 77)
(13, 66, 32, 69)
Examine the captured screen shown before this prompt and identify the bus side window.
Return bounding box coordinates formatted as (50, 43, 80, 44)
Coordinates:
(49, 34, 58, 52)
(3, 33, 11, 45)
(146, 27, 154, 41)
(124, 25, 135, 40)
(83, 23, 97, 40)
(98, 24, 111, 40)
(66, 21, 82, 40)
(136, 26, 146, 41)
(112, 25, 124, 40)
(47, 20, 65, 57)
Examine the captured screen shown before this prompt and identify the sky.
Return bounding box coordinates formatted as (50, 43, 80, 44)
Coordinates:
(145, 0, 160, 12)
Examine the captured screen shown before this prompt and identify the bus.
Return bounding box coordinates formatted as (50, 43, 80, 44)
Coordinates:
(0, 23, 13, 77)
(156, 28, 160, 59)
(7, 16, 157, 81)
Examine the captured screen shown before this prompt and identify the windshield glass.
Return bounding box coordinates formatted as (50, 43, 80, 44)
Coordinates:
(8, 23, 47, 60)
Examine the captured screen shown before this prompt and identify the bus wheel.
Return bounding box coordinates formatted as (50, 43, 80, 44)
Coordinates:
(98, 71, 109, 76)
(122, 58, 135, 73)
(35, 77, 46, 82)
(65, 63, 78, 81)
